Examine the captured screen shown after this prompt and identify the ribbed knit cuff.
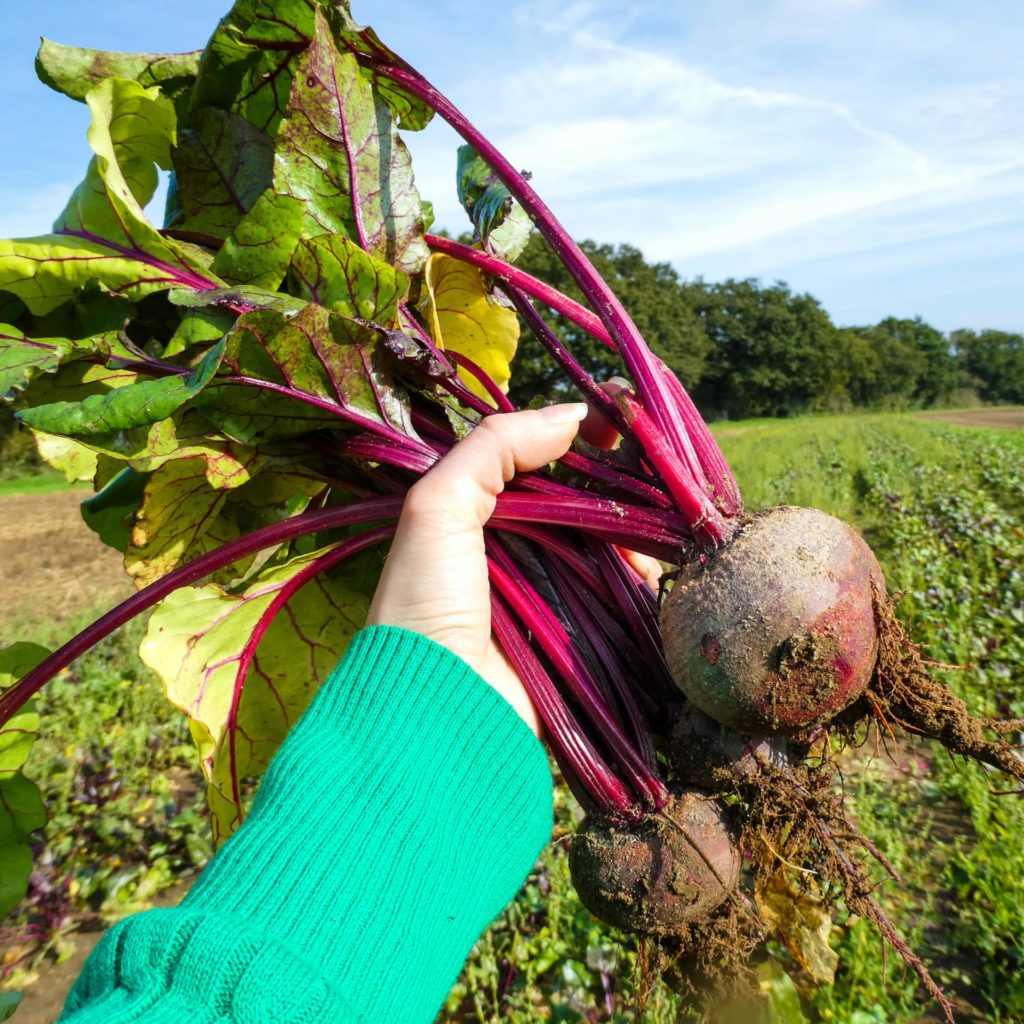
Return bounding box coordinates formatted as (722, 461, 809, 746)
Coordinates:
(61, 626, 554, 1024)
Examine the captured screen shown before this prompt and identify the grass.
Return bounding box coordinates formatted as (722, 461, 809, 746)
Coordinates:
(0, 471, 83, 498)
(3, 409, 1023, 1021)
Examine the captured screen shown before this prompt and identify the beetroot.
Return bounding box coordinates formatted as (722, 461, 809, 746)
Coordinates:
(569, 789, 740, 935)
(661, 506, 884, 736)
(670, 705, 788, 791)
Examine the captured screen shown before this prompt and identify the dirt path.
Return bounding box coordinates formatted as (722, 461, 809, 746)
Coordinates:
(0, 490, 131, 637)
(918, 406, 1024, 430)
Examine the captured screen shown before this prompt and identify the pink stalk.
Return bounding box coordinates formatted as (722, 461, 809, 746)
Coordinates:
(557, 450, 673, 509)
(0, 496, 405, 724)
(490, 594, 635, 816)
(656, 359, 741, 515)
(587, 539, 675, 705)
(493, 524, 612, 601)
(446, 351, 516, 412)
(339, 434, 442, 474)
(493, 492, 686, 562)
(615, 391, 730, 549)
(425, 234, 615, 351)
(488, 543, 668, 809)
(226, 525, 396, 812)
(552, 569, 660, 769)
(505, 286, 630, 438)
(544, 556, 662, 716)
(364, 60, 702, 476)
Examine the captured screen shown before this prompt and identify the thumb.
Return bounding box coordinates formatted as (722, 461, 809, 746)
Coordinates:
(403, 404, 590, 532)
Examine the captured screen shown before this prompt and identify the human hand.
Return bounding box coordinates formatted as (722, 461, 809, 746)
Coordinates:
(366, 402, 662, 735)
(367, 405, 589, 734)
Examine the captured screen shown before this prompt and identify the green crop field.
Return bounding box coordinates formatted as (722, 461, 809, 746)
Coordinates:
(2, 411, 1022, 1023)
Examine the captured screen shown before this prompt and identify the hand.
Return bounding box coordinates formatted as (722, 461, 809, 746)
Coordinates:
(367, 405, 589, 734)
(367, 403, 662, 735)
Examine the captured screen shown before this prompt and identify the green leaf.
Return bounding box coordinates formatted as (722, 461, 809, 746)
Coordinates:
(0, 79, 220, 316)
(18, 339, 225, 437)
(290, 234, 408, 325)
(17, 361, 178, 462)
(58, 77, 176, 223)
(0, 991, 24, 1021)
(168, 285, 305, 316)
(212, 304, 416, 439)
(0, 775, 46, 836)
(81, 466, 149, 551)
(0, 326, 123, 401)
(124, 457, 245, 589)
(422, 253, 519, 404)
(0, 326, 72, 401)
(36, 39, 200, 122)
(0, 844, 34, 919)
(165, 308, 237, 358)
(212, 190, 306, 290)
(0, 644, 47, 776)
(33, 433, 99, 483)
(190, 0, 319, 137)
(273, 11, 428, 273)
(457, 145, 532, 262)
(0, 644, 48, 919)
(140, 549, 371, 840)
(328, 2, 435, 131)
(173, 109, 274, 240)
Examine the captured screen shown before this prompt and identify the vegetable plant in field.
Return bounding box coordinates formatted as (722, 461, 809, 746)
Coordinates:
(1, 3, 1021, 1018)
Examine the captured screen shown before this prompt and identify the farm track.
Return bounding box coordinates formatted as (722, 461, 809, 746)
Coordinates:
(0, 490, 130, 637)
(918, 407, 1024, 430)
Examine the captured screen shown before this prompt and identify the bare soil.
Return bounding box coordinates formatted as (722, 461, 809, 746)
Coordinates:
(918, 407, 1024, 430)
(0, 490, 131, 637)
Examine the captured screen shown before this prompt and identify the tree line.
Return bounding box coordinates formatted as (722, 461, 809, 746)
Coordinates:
(3, 235, 1022, 477)
(509, 236, 1024, 420)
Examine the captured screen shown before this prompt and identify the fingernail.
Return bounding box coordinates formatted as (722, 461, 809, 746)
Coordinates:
(539, 402, 589, 424)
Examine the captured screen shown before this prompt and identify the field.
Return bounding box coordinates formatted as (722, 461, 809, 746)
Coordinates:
(1, 408, 1022, 1023)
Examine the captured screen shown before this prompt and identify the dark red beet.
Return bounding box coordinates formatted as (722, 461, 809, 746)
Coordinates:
(661, 506, 885, 736)
(670, 705, 788, 791)
(569, 788, 740, 934)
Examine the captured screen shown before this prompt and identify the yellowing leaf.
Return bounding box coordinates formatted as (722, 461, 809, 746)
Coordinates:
(755, 869, 839, 984)
(140, 552, 370, 842)
(32, 432, 98, 483)
(125, 458, 242, 590)
(421, 252, 519, 405)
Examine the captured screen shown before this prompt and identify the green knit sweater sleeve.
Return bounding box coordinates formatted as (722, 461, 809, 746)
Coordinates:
(58, 626, 554, 1024)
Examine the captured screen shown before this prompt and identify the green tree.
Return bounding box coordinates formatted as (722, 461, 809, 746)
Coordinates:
(851, 317, 955, 408)
(688, 278, 844, 419)
(952, 329, 1024, 404)
(507, 236, 710, 406)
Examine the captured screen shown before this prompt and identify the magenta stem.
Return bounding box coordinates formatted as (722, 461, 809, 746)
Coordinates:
(446, 351, 516, 412)
(367, 62, 703, 475)
(0, 496, 406, 724)
(488, 542, 667, 809)
(226, 525, 396, 814)
(615, 391, 730, 548)
(425, 233, 615, 351)
(490, 594, 635, 816)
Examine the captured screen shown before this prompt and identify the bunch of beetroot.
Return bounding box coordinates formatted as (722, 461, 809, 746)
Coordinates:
(1, 2, 1021, 1018)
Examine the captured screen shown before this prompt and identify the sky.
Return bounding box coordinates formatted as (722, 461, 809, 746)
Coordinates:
(0, 0, 1021, 333)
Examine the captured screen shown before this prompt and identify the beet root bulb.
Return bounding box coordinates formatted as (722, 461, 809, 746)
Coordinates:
(661, 506, 885, 736)
(670, 705, 789, 791)
(569, 789, 740, 935)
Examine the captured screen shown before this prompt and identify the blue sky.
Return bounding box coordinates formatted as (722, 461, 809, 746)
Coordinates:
(1, 0, 1021, 333)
